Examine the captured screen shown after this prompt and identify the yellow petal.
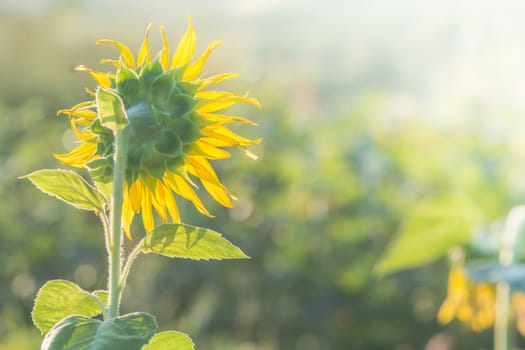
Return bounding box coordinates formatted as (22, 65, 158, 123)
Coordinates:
(159, 26, 170, 70)
(54, 142, 97, 168)
(202, 126, 262, 147)
(96, 40, 136, 69)
(137, 23, 153, 67)
(69, 101, 96, 111)
(57, 101, 96, 117)
(85, 88, 96, 97)
(170, 16, 196, 69)
(198, 112, 258, 126)
(188, 139, 231, 159)
(195, 90, 246, 100)
(196, 72, 238, 90)
(197, 96, 261, 114)
(437, 300, 455, 324)
(163, 173, 212, 217)
(122, 197, 134, 240)
(129, 180, 142, 212)
(100, 59, 120, 68)
(186, 156, 234, 207)
(73, 118, 94, 128)
(75, 65, 111, 88)
(183, 40, 222, 81)
(457, 304, 473, 322)
(140, 183, 155, 233)
(160, 181, 181, 223)
(70, 119, 96, 141)
(152, 180, 168, 223)
(57, 108, 97, 121)
(513, 294, 525, 335)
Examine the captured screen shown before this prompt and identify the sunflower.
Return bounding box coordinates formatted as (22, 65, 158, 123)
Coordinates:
(55, 18, 261, 239)
(437, 264, 495, 332)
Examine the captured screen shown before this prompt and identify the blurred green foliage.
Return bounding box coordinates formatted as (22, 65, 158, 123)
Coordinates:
(3, 2, 525, 349)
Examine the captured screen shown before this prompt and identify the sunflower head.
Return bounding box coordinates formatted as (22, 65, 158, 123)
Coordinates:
(55, 18, 261, 238)
(88, 58, 204, 185)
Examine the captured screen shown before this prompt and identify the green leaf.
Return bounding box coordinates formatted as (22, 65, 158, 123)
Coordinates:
(467, 262, 525, 284)
(94, 312, 158, 350)
(142, 224, 250, 260)
(21, 169, 105, 211)
(42, 312, 158, 350)
(32, 280, 104, 335)
(142, 331, 195, 350)
(93, 290, 109, 305)
(42, 315, 101, 350)
(97, 87, 128, 131)
(375, 195, 483, 275)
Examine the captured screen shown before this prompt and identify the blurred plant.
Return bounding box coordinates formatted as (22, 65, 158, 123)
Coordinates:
(378, 197, 525, 349)
(437, 249, 495, 332)
(21, 17, 259, 349)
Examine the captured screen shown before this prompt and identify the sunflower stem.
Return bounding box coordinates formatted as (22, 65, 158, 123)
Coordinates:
(119, 239, 144, 291)
(100, 211, 112, 256)
(494, 206, 525, 350)
(108, 128, 128, 319)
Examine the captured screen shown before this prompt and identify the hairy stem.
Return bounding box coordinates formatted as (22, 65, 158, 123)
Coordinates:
(108, 128, 128, 319)
(100, 211, 112, 256)
(119, 240, 144, 292)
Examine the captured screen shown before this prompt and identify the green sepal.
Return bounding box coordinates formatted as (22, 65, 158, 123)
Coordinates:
(89, 119, 114, 151)
(142, 224, 250, 260)
(172, 66, 185, 81)
(86, 157, 114, 184)
(126, 146, 145, 184)
(166, 93, 194, 117)
(127, 103, 161, 144)
(141, 146, 166, 180)
(154, 131, 183, 157)
(191, 111, 216, 128)
(142, 331, 195, 350)
(41, 312, 158, 350)
(139, 171, 160, 193)
(21, 169, 106, 211)
(139, 59, 164, 90)
(150, 73, 177, 110)
(176, 81, 199, 96)
(164, 156, 196, 187)
(31, 280, 105, 335)
(96, 87, 129, 131)
(94, 130, 115, 158)
(166, 117, 201, 144)
(116, 64, 140, 102)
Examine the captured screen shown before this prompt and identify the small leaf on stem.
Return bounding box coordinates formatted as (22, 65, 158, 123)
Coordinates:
(21, 169, 106, 211)
(142, 331, 195, 350)
(142, 224, 250, 260)
(41, 312, 158, 350)
(97, 87, 128, 131)
(32, 280, 105, 335)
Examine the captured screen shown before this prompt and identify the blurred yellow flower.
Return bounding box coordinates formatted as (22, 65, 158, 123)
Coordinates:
(513, 292, 525, 336)
(55, 18, 261, 238)
(437, 265, 495, 332)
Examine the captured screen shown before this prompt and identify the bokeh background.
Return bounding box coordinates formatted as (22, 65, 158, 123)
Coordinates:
(3, 1, 525, 349)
